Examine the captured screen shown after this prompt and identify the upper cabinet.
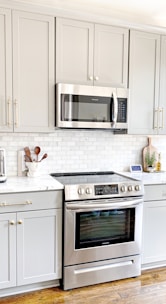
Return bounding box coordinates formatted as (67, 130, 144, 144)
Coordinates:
(56, 18, 129, 88)
(0, 9, 55, 132)
(159, 35, 166, 134)
(13, 11, 55, 132)
(56, 18, 94, 86)
(94, 24, 129, 88)
(128, 30, 166, 135)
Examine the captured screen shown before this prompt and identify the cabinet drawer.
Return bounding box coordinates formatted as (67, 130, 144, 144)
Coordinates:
(0, 191, 62, 213)
(144, 185, 166, 201)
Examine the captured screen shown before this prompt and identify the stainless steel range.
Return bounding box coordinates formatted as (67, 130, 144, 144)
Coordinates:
(51, 171, 144, 290)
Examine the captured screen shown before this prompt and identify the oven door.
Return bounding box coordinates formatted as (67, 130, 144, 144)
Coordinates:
(64, 197, 143, 266)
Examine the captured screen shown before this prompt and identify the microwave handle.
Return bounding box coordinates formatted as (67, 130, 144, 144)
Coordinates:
(112, 92, 118, 127)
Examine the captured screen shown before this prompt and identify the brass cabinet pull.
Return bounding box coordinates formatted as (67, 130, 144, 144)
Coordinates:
(18, 219, 23, 225)
(154, 108, 158, 130)
(159, 107, 164, 129)
(7, 98, 12, 126)
(14, 99, 19, 127)
(0, 200, 32, 207)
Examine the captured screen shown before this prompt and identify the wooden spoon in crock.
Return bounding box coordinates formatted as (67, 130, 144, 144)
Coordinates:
(24, 146, 32, 162)
(34, 146, 41, 162)
(39, 153, 48, 162)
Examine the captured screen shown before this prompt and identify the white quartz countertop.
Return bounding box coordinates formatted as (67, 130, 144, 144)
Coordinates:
(0, 171, 166, 194)
(0, 175, 64, 193)
(120, 171, 166, 185)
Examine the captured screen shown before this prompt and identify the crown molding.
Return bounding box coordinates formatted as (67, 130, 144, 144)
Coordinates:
(1, 0, 166, 34)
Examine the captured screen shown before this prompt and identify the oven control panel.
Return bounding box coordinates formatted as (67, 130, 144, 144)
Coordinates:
(65, 182, 143, 201)
(95, 184, 119, 195)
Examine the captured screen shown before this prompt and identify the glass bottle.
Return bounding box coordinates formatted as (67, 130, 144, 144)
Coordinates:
(156, 153, 161, 172)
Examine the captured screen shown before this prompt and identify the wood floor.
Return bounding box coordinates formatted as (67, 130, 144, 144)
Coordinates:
(1, 268, 166, 304)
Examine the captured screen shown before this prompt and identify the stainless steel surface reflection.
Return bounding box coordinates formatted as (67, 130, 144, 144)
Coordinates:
(52, 171, 144, 290)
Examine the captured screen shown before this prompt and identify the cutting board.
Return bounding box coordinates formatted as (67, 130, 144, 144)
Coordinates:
(142, 137, 158, 172)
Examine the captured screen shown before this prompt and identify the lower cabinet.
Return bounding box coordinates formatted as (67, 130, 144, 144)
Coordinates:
(0, 213, 16, 289)
(0, 191, 62, 291)
(142, 185, 166, 269)
(17, 209, 62, 286)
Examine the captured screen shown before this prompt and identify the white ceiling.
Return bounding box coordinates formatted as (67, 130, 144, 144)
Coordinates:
(14, 0, 166, 28)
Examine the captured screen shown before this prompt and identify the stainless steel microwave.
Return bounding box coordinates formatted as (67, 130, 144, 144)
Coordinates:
(55, 83, 128, 131)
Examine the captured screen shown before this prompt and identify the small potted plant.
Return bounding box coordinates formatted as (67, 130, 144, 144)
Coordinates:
(145, 151, 156, 172)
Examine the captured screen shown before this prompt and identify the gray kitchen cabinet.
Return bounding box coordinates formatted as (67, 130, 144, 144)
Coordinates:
(0, 8, 13, 132)
(142, 185, 166, 269)
(0, 213, 16, 289)
(128, 30, 166, 135)
(56, 17, 129, 88)
(158, 35, 166, 134)
(17, 208, 62, 286)
(128, 30, 161, 135)
(12, 11, 55, 132)
(0, 9, 55, 132)
(0, 191, 62, 294)
(56, 18, 94, 86)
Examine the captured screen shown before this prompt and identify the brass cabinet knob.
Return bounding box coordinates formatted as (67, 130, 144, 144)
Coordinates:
(10, 220, 15, 225)
(18, 219, 23, 225)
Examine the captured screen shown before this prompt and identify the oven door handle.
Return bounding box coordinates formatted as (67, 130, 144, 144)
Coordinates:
(66, 198, 143, 211)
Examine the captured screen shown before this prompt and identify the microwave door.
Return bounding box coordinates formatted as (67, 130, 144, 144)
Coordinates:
(112, 92, 118, 128)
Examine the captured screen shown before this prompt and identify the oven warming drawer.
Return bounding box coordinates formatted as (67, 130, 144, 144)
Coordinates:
(63, 254, 141, 290)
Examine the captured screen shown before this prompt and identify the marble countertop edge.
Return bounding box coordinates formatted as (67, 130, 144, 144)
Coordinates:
(0, 174, 64, 193)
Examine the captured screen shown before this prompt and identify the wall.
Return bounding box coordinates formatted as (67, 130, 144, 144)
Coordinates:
(1, 131, 166, 176)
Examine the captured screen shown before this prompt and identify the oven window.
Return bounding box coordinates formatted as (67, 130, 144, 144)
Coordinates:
(75, 208, 135, 249)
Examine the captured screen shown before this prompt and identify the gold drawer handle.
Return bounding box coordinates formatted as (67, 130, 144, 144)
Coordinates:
(0, 200, 32, 207)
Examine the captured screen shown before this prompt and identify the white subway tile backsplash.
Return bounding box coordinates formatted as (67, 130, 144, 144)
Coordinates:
(1, 131, 166, 176)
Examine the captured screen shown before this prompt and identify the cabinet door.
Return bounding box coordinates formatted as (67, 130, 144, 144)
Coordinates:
(142, 201, 166, 265)
(17, 209, 62, 285)
(0, 213, 16, 289)
(0, 8, 13, 131)
(56, 18, 94, 85)
(128, 30, 160, 134)
(12, 11, 55, 132)
(159, 35, 166, 134)
(94, 24, 128, 88)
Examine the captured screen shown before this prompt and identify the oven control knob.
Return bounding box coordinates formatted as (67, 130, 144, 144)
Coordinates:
(78, 187, 85, 195)
(121, 185, 127, 192)
(128, 185, 134, 192)
(135, 185, 141, 191)
(86, 187, 92, 194)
